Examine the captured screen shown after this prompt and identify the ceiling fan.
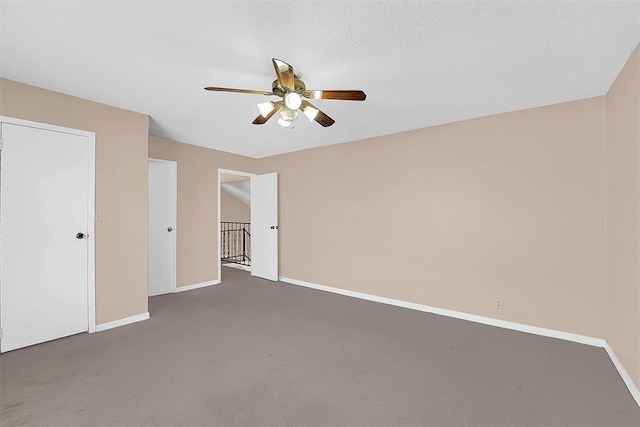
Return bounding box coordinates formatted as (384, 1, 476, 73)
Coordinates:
(204, 58, 366, 128)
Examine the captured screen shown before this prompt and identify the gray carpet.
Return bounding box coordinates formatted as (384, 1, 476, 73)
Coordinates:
(2, 267, 639, 426)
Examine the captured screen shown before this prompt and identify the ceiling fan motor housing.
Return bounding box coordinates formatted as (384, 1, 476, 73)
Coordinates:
(271, 78, 306, 96)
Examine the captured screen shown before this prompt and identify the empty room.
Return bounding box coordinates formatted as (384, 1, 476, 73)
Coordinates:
(2, 1, 640, 426)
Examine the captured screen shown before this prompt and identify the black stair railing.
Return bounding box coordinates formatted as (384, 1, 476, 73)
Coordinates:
(221, 222, 251, 266)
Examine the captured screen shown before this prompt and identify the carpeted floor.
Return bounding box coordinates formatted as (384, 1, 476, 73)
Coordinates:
(2, 267, 640, 426)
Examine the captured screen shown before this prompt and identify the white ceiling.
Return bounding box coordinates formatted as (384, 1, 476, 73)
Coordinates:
(2, 1, 639, 158)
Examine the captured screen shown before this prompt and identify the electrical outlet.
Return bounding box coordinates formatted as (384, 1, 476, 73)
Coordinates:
(496, 298, 503, 310)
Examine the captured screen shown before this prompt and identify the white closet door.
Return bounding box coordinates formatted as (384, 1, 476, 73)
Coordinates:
(147, 159, 177, 296)
(1, 122, 90, 352)
(250, 172, 278, 281)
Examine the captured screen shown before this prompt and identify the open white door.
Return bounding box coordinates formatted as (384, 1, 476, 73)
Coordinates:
(1, 121, 94, 352)
(148, 159, 177, 296)
(250, 173, 278, 281)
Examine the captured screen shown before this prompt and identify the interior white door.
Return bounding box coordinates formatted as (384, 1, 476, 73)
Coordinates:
(1, 123, 90, 352)
(148, 159, 177, 296)
(250, 172, 278, 281)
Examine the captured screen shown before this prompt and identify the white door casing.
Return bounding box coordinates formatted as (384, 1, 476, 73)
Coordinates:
(0, 118, 96, 352)
(147, 159, 177, 296)
(250, 172, 278, 281)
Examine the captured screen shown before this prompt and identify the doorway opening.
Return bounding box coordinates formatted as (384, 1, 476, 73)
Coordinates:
(218, 169, 279, 282)
(218, 169, 254, 280)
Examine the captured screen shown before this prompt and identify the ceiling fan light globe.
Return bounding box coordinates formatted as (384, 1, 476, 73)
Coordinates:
(284, 92, 302, 110)
(277, 117, 292, 128)
(257, 101, 275, 118)
(302, 105, 319, 121)
(279, 108, 298, 122)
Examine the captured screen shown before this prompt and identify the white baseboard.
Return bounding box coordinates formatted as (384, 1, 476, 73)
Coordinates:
(280, 277, 604, 346)
(92, 280, 219, 332)
(173, 279, 220, 293)
(223, 263, 251, 272)
(604, 342, 640, 406)
(279, 276, 639, 407)
(95, 312, 150, 332)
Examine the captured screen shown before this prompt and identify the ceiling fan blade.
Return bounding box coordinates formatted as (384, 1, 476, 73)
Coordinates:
(204, 86, 273, 96)
(301, 101, 335, 127)
(272, 58, 295, 90)
(303, 90, 366, 101)
(252, 102, 283, 125)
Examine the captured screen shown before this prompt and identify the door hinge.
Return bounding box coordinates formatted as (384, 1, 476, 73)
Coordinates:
(0, 139, 3, 150)
(0, 328, 3, 340)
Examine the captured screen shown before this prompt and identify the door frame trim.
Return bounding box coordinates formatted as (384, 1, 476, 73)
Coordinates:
(148, 158, 178, 295)
(0, 115, 97, 333)
(217, 168, 255, 282)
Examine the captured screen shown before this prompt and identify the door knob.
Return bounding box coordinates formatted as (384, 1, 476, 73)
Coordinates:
(76, 232, 85, 239)
(167, 227, 174, 232)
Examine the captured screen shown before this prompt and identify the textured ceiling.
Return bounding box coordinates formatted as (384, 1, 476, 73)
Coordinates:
(2, 1, 639, 158)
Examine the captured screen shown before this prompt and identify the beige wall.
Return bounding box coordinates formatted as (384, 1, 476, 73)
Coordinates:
(5, 45, 639, 392)
(148, 136, 254, 287)
(221, 190, 250, 223)
(606, 44, 640, 386)
(258, 97, 608, 338)
(221, 173, 250, 183)
(0, 78, 149, 324)
(220, 173, 251, 222)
